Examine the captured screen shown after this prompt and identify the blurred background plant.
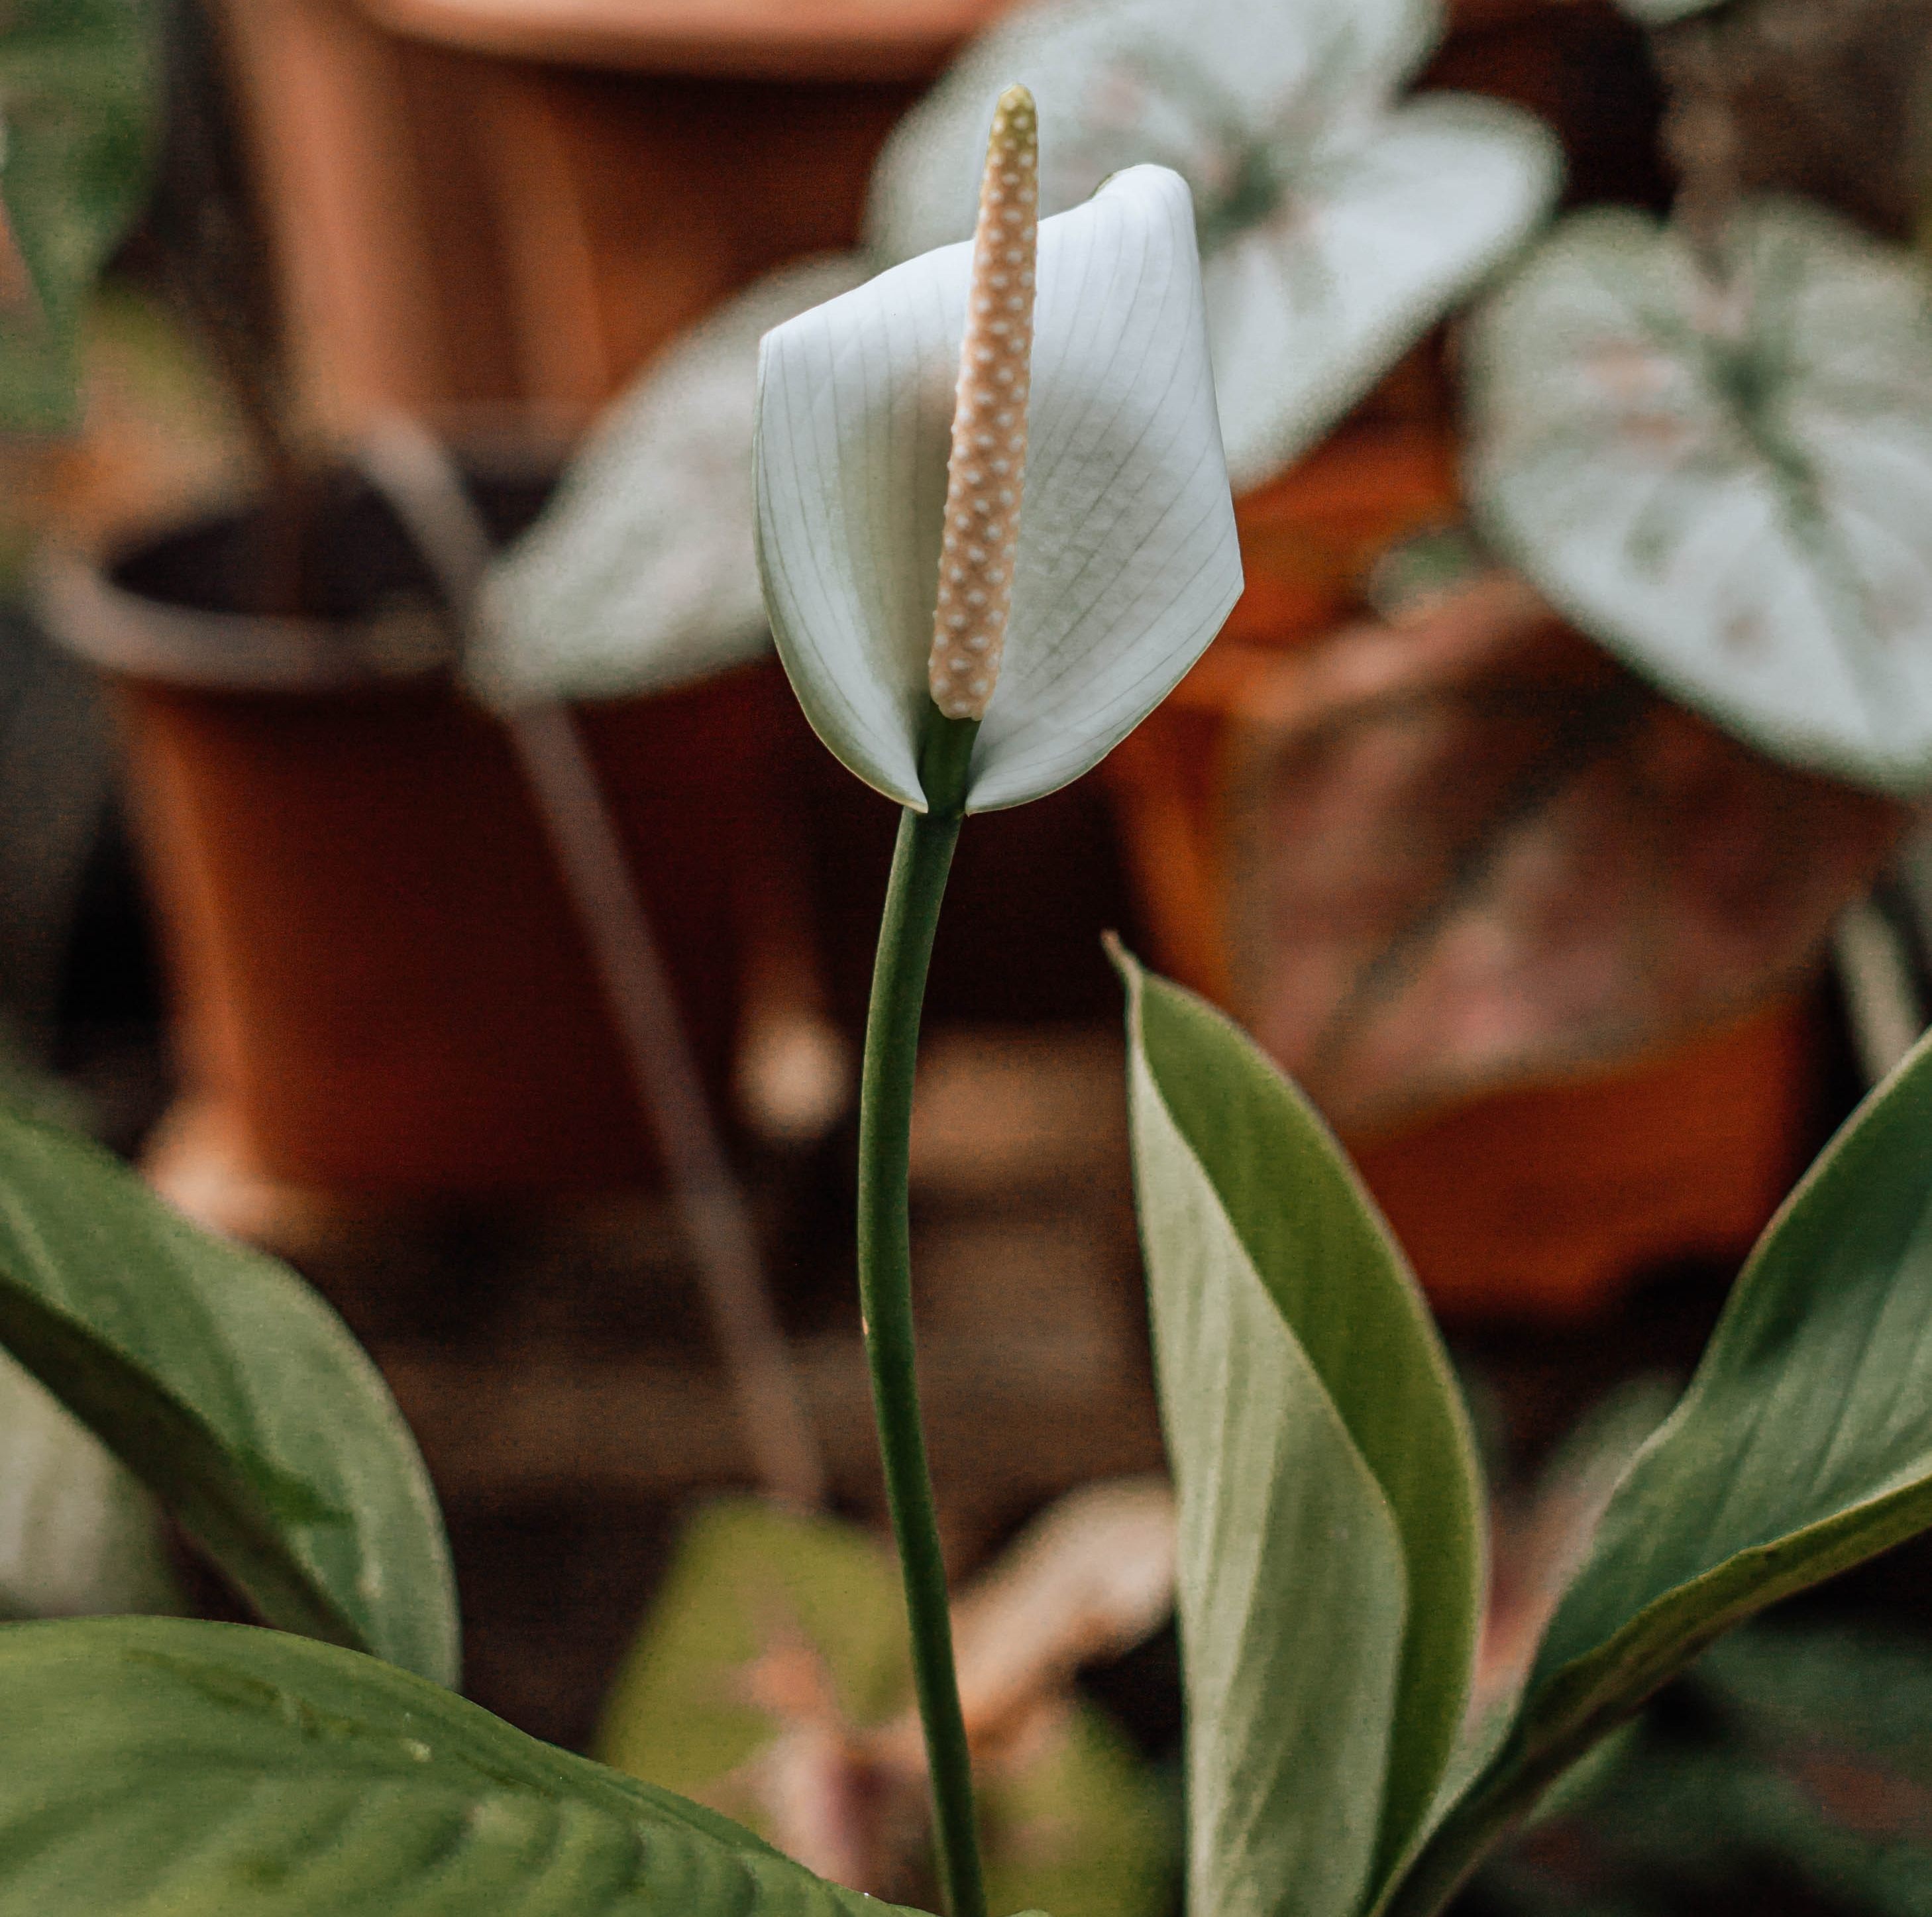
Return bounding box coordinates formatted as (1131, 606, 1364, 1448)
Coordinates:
(10, 0, 1932, 1910)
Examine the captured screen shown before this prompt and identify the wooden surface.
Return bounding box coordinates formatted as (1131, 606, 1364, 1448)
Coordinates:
(356, 0, 1018, 79)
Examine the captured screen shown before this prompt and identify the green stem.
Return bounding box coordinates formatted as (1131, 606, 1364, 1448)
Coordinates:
(858, 711, 984, 1917)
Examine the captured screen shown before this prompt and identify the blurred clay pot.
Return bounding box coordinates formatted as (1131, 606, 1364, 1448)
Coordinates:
(40, 453, 800, 1232)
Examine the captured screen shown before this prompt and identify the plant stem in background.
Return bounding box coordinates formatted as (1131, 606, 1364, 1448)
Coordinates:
(857, 712, 983, 1917)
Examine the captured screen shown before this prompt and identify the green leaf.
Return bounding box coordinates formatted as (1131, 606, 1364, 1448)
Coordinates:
(1116, 948, 1483, 1917)
(472, 252, 871, 709)
(600, 1497, 1173, 1917)
(0, 0, 161, 431)
(0, 1345, 182, 1621)
(1466, 198, 1932, 795)
(871, 0, 1558, 496)
(0, 1106, 457, 1686)
(0, 1614, 938, 1916)
(1391, 1026, 1932, 1914)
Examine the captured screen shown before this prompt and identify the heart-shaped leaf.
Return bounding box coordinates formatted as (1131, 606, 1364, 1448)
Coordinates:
(1117, 947, 1482, 1917)
(0, 0, 160, 431)
(868, 0, 1558, 492)
(0, 1107, 456, 1686)
(756, 164, 1243, 813)
(1466, 197, 1932, 795)
(471, 254, 871, 708)
(1387, 1024, 1932, 1914)
(0, 1614, 936, 1916)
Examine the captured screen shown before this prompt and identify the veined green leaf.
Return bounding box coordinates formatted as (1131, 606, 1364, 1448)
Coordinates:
(868, 0, 1557, 494)
(1466, 197, 1932, 794)
(0, 1615, 936, 1917)
(0, 1107, 456, 1687)
(0, 1346, 182, 1621)
(0, 0, 160, 431)
(1390, 1026, 1932, 1914)
(471, 253, 871, 709)
(1117, 949, 1483, 1917)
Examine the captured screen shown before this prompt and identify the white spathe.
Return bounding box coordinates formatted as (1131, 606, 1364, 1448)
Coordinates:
(756, 164, 1242, 814)
(867, 0, 1560, 493)
(1466, 197, 1932, 796)
(468, 254, 871, 709)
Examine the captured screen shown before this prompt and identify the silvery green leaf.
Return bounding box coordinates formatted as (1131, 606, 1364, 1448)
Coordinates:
(0, 1348, 181, 1621)
(755, 164, 1242, 812)
(868, 0, 1439, 264)
(470, 254, 870, 708)
(867, 0, 1558, 492)
(1466, 198, 1932, 795)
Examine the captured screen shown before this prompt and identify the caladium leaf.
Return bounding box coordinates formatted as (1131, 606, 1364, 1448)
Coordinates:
(755, 164, 1243, 813)
(0, 1106, 457, 1688)
(470, 254, 870, 708)
(0, 0, 160, 431)
(1387, 1024, 1932, 1914)
(1465, 197, 1932, 796)
(1117, 947, 1483, 1917)
(0, 1615, 939, 1917)
(867, 0, 1558, 492)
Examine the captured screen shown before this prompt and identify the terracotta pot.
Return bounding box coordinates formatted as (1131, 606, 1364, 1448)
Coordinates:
(42, 454, 802, 1225)
(1102, 376, 1886, 1324)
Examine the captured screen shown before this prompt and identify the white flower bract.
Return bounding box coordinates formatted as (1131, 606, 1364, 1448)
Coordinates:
(754, 164, 1243, 814)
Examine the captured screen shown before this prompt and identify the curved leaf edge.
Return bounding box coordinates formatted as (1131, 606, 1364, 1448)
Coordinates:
(0, 1104, 458, 1688)
(1112, 940, 1485, 1899)
(1462, 204, 1932, 798)
(1380, 1027, 1932, 1914)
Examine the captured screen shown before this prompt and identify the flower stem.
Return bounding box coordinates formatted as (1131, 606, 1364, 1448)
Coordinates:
(857, 710, 984, 1917)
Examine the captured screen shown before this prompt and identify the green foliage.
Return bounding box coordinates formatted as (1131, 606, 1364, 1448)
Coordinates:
(598, 1498, 1173, 1917)
(1466, 197, 1932, 795)
(0, 1105, 458, 1686)
(1393, 1023, 1932, 1910)
(0, 1614, 932, 1916)
(0, 0, 160, 431)
(1116, 946, 1483, 1917)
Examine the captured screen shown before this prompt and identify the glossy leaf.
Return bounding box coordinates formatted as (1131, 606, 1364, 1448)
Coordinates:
(869, 0, 1558, 492)
(1393, 1024, 1932, 1912)
(0, 1346, 182, 1621)
(0, 1614, 936, 1917)
(0, 0, 160, 431)
(1118, 948, 1483, 1916)
(471, 254, 870, 708)
(0, 1107, 456, 1686)
(1466, 198, 1932, 794)
(757, 164, 1242, 813)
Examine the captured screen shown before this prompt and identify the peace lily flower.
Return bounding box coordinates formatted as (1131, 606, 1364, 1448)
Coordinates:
(755, 95, 1242, 812)
(869, 0, 1560, 492)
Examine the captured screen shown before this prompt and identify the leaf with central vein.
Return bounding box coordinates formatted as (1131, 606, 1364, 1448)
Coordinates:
(1118, 949, 1482, 1917)
(0, 1107, 457, 1687)
(0, 1616, 939, 1917)
(1401, 1026, 1932, 1910)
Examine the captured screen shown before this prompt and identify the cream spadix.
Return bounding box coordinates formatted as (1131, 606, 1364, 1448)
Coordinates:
(755, 158, 1242, 813)
(928, 85, 1040, 723)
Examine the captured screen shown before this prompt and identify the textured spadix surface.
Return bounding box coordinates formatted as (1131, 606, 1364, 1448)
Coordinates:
(470, 254, 869, 708)
(755, 162, 1242, 812)
(1466, 198, 1932, 795)
(868, 0, 1559, 493)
